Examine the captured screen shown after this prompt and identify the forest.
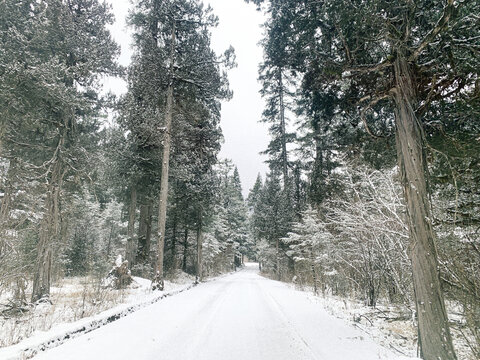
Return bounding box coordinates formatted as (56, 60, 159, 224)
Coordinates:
(0, 1, 479, 360)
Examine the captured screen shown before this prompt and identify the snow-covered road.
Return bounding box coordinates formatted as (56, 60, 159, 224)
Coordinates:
(35, 264, 410, 360)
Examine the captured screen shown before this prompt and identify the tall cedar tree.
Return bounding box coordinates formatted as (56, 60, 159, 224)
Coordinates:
(258, 1, 295, 186)
(128, 0, 234, 289)
(247, 0, 480, 358)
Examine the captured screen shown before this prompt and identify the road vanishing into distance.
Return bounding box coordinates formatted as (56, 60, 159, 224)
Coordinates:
(36, 263, 407, 360)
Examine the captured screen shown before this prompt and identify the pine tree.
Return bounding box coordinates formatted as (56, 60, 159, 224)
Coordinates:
(258, 13, 295, 186)
(210, 161, 249, 269)
(0, 0, 119, 302)
(127, 0, 234, 289)
(247, 174, 263, 212)
(253, 170, 293, 279)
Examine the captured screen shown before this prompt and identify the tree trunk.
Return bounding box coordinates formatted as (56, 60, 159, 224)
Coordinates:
(153, 22, 176, 291)
(310, 248, 318, 295)
(196, 212, 203, 281)
(276, 238, 280, 281)
(126, 188, 137, 267)
(311, 262, 318, 295)
(226, 241, 234, 271)
(136, 202, 153, 265)
(171, 203, 177, 270)
(32, 152, 64, 303)
(106, 223, 114, 261)
(393, 55, 457, 360)
(278, 68, 288, 185)
(294, 163, 302, 221)
(367, 279, 376, 307)
(182, 227, 188, 272)
(0, 158, 14, 258)
(311, 134, 324, 201)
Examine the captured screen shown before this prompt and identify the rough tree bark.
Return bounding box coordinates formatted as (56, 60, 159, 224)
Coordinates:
(126, 188, 137, 267)
(278, 68, 288, 185)
(393, 54, 457, 360)
(0, 158, 13, 258)
(310, 250, 318, 295)
(32, 137, 65, 303)
(171, 198, 178, 270)
(136, 202, 153, 265)
(226, 241, 234, 271)
(276, 237, 280, 280)
(196, 214, 203, 282)
(153, 21, 176, 291)
(182, 227, 188, 272)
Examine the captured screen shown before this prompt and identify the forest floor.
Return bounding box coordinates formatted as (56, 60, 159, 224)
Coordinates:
(8, 263, 420, 360)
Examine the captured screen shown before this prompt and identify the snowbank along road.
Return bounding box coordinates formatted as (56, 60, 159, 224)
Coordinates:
(35, 263, 411, 360)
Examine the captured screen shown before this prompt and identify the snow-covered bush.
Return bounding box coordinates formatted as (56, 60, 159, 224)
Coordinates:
(328, 166, 411, 306)
(282, 165, 412, 307)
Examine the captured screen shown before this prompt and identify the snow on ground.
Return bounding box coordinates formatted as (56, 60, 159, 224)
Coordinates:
(288, 284, 418, 358)
(285, 280, 474, 360)
(26, 263, 418, 360)
(0, 271, 197, 360)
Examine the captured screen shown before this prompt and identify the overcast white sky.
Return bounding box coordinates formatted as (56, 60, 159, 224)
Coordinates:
(104, 0, 269, 196)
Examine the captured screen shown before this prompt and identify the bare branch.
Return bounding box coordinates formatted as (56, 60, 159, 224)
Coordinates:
(344, 59, 393, 75)
(358, 92, 393, 139)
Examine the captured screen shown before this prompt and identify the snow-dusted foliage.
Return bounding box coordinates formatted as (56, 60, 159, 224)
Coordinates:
(324, 166, 411, 307)
(200, 160, 250, 276)
(431, 161, 480, 355)
(280, 166, 411, 306)
(0, 0, 120, 305)
(63, 190, 126, 276)
(249, 170, 295, 280)
(282, 206, 332, 294)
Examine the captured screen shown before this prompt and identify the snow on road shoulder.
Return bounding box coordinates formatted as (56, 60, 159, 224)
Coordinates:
(3, 265, 421, 360)
(0, 275, 195, 360)
(271, 278, 420, 359)
(307, 292, 417, 357)
(252, 274, 419, 360)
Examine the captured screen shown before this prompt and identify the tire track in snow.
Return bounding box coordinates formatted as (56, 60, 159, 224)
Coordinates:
(184, 278, 231, 359)
(255, 276, 323, 360)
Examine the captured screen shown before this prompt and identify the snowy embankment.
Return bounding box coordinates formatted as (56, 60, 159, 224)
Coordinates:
(292, 287, 417, 358)
(0, 273, 199, 360)
(284, 281, 472, 360)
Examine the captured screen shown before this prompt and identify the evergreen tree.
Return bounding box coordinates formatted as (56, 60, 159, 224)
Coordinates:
(253, 170, 293, 279)
(258, 11, 296, 185)
(246, 173, 263, 258)
(127, 0, 234, 289)
(282, 206, 331, 294)
(210, 161, 249, 268)
(247, 1, 480, 357)
(247, 174, 263, 212)
(0, 0, 119, 302)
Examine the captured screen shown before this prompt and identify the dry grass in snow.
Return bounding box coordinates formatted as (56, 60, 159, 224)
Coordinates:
(0, 272, 195, 349)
